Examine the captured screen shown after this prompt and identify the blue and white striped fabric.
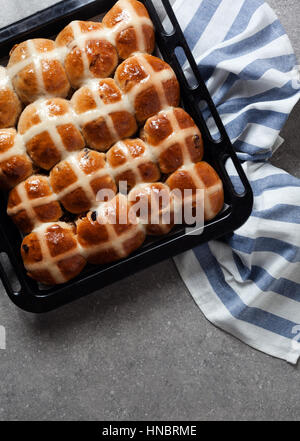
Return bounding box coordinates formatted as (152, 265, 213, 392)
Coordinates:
(171, 0, 300, 363)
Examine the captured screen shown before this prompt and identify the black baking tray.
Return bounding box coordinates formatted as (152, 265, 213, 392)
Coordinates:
(0, 0, 253, 312)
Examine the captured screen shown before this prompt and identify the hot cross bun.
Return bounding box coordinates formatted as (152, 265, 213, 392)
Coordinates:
(7, 174, 62, 234)
(166, 162, 224, 221)
(77, 194, 146, 265)
(0, 67, 22, 129)
(21, 222, 86, 285)
(50, 148, 117, 214)
(56, 21, 119, 88)
(71, 78, 137, 151)
(0, 128, 33, 190)
(8, 39, 70, 104)
(106, 138, 160, 192)
(102, 0, 155, 59)
(141, 108, 204, 174)
(18, 97, 85, 170)
(115, 53, 180, 123)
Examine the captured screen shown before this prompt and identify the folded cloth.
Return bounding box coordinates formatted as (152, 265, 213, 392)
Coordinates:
(171, 0, 300, 363)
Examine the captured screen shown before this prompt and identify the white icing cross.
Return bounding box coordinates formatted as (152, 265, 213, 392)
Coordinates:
(7, 41, 67, 90)
(109, 140, 157, 186)
(54, 151, 116, 211)
(151, 108, 201, 166)
(75, 79, 134, 144)
(124, 53, 175, 115)
(115, 0, 153, 53)
(22, 98, 81, 162)
(0, 133, 27, 163)
(7, 177, 58, 224)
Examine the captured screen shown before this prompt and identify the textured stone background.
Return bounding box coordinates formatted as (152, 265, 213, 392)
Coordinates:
(0, 0, 299, 421)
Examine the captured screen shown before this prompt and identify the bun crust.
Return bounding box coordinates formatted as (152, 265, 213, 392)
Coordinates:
(115, 54, 180, 123)
(141, 108, 204, 174)
(21, 222, 86, 285)
(18, 98, 85, 170)
(0, 128, 33, 190)
(8, 39, 70, 104)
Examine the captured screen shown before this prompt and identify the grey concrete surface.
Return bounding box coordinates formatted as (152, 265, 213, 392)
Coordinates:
(0, 0, 299, 421)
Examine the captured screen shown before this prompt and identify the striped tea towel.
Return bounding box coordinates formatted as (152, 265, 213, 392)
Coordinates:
(171, 0, 300, 363)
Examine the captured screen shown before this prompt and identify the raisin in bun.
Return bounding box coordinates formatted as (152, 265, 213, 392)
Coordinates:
(0, 128, 33, 190)
(166, 162, 224, 222)
(141, 108, 204, 174)
(50, 148, 117, 214)
(77, 194, 146, 265)
(128, 182, 179, 235)
(115, 54, 180, 123)
(21, 222, 86, 285)
(106, 138, 160, 192)
(56, 21, 118, 89)
(7, 175, 62, 234)
(18, 97, 85, 170)
(102, 0, 155, 59)
(8, 39, 70, 105)
(0, 67, 22, 128)
(71, 78, 137, 151)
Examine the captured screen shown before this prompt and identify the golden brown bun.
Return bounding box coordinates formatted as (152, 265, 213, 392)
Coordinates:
(141, 108, 204, 174)
(115, 54, 180, 123)
(71, 78, 137, 151)
(77, 193, 146, 265)
(18, 98, 85, 170)
(128, 182, 177, 235)
(0, 128, 33, 190)
(0, 67, 22, 128)
(8, 39, 70, 105)
(56, 21, 119, 89)
(102, 0, 155, 59)
(7, 175, 62, 234)
(106, 138, 160, 192)
(166, 162, 224, 221)
(21, 222, 86, 285)
(50, 148, 117, 214)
